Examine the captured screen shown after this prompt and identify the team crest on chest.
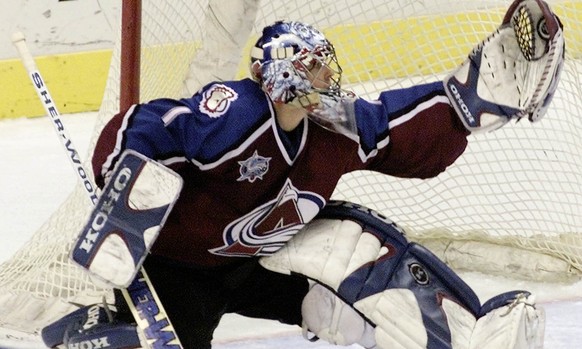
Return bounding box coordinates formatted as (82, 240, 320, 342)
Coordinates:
(210, 178, 326, 257)
(199, 84, 238, 118)
(238, 150, 271, 183)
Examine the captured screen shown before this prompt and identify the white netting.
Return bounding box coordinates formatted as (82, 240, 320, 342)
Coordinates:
(0, 0, 580, 336)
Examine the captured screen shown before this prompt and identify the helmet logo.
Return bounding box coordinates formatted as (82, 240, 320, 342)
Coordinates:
(199, 84, 238, 118)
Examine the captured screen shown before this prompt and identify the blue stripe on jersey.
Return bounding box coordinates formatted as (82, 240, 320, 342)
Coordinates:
(379, 80, 446, 120)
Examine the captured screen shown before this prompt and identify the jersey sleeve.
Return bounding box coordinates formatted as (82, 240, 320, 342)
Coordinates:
(92, 79, 270, 187)
(91, 99, 192, 187)
(353, 81, 470, 179)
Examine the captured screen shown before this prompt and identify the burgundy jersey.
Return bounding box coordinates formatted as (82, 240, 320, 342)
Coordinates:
(92, 78, 468, 267)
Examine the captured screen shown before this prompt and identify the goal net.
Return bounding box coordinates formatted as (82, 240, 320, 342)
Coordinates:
(1, 0, 580, 338)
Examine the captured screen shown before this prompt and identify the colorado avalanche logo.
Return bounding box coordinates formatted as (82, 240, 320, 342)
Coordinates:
(237, 150, 271, 183)
(210, 179, 326, 257)
(199, 84, 238, 118)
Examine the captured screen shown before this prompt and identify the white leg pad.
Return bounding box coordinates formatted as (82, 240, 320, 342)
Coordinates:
(442, 294, 545, 349)
(355, 289, 427, 349)
(469, 295, 545, 349)
(302, 283, 376, 348)
(262, 201, 546, 349)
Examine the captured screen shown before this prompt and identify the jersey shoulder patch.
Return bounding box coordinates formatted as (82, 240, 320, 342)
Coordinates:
(198, 83, 239, 118)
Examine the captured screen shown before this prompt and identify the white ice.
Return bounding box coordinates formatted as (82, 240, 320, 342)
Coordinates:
(0, 112, 580, 348)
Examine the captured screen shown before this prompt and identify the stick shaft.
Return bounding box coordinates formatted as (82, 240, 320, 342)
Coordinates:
(11, 32, 98, 205)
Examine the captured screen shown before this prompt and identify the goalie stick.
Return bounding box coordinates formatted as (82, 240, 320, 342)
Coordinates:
(10, 32, 98, 205)
(12, 31, 184, 349)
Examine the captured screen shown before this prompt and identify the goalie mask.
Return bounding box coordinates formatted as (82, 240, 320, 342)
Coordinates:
(250, 21, 358, 137)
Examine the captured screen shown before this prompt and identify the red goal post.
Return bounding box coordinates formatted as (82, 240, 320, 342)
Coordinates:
(0, 0, 581, 339)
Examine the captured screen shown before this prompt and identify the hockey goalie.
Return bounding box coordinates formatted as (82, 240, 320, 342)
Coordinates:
(43, 0, 563, 348)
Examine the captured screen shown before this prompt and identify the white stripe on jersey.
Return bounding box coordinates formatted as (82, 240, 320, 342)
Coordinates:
(159, 156, 188, 167)
(388, 95, 450, 130)
(162, 106, 192, 126)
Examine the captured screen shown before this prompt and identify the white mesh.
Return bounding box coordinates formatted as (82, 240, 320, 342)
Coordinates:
(0, 0, 580, 337)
